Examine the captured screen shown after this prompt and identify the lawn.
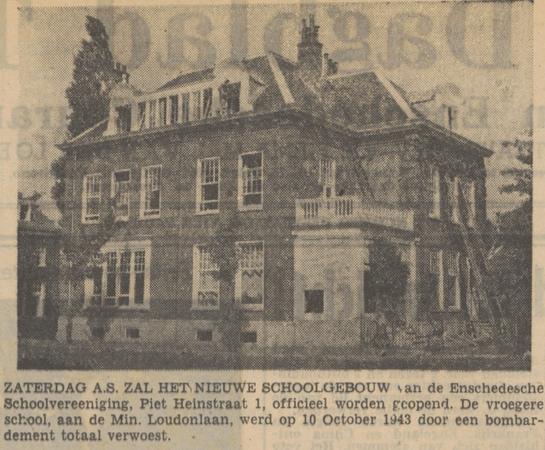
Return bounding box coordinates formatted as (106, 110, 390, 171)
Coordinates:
(17, 339, 530, 370)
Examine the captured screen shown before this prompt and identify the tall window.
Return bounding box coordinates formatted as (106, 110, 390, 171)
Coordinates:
(426, 249, 443, 310)
(196, 157, 220, 213)
(158, 98, 167, 126)
(181, 93, 190, 123)
(203, 88, 213, 118)
(118, 251, 131, 306)
(192, 245, 219, 310)
(82, 174, 101, 223)
(134, 250, 146, 305)
(104, 252, 117, 306)
(460, 179, 476, 227)
(169, 95, 179, 124)
(236, 242, 264, 309)
(90, 255, 102, 307)
(428, 166, 441, 219)
(38, 247, 47, 267)
(318, 158, 336, 198)
(239, 152, 263, 210)
(444, 250, 460, 310)
(116, 105, 131, 133)
(191, 91, 201, 121)
(29, 281, 46, 318)
(138, 102, 147, 130)
(446, 175, 460, 223)
(149, 100, 157, 127)
(219, 81, 241, 115)
(141, 166, 161, 218)
(112, 170, 130, 220)
(85, 244, 150, 308)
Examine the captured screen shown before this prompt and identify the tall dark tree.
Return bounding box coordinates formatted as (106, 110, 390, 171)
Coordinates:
(66, 15, 116, 137)
(489, 133, 532, 351)
(51, 16, 117, 214)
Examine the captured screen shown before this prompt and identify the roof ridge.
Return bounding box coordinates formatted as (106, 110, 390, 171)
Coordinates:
(266, 53, 295, 105)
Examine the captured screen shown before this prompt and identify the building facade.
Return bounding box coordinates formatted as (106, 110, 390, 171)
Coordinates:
(57, 17, 492, 347)
(18, 193, 61, 339)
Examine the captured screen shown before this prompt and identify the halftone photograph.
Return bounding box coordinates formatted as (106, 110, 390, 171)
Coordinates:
(16, 1, 532, 370)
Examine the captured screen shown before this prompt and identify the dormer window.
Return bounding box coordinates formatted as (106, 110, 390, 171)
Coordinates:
(219, 81, 241, 115)
(116, 105, 131, 133)
(158, 98, 167, 126)
(203, 88, 213, 118)
(169, 95, 178, 124)
(149, 100, 157, 128)
(191, 91, 201, 121)
(181, 93, 190, 123)
(137, 102, 146, 130)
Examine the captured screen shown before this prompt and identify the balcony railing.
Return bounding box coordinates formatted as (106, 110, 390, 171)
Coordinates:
(295, 196, 414, 231)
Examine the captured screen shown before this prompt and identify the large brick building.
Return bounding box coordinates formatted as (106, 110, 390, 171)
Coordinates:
(57, 16, 492, 346)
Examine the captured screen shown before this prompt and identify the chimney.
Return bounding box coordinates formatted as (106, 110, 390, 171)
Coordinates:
(297, 14, 323, 81)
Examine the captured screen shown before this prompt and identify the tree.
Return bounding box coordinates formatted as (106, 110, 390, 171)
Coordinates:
(51, 16, 117, 214)
(66, 15, 117, 137)
(489, 133, 532, 352)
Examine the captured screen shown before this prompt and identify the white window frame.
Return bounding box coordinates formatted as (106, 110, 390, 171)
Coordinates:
(429, 166, 441, 219)
(82, 173, 101, 224)
(191, 90, 201, 121)
(429, 248, 444, 311)
(137, 101, 147, 130)
(444, 250, 461, 311)
(38, 247, 47, 267)
(158, 97, 167, 126)
(235, 241, 264, 311)
(196, 157, 220, 214)
(111, 169, 131, 221)
(34, 281, 46, 318)
(192, 245, 220, 311)
(149, 99, 157, 128)
(84, 240, 151, 310)
(238, 151, 263, 211)
(445, 175, 460, 224)
(452, 176, 460, 224)
(462, 179, 476, 228)
(140, 165, 161, 219)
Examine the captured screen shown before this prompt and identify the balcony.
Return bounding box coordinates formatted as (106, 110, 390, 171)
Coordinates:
(295, 196, 414, 231)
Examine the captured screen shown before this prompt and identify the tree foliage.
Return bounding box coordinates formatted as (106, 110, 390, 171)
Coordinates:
(66, 15, 116, 137)
(490, 134, 532, 351)
(51, 16, 116, 215)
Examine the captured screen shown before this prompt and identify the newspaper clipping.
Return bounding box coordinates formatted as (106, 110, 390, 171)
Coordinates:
(1, 0, 543, 448)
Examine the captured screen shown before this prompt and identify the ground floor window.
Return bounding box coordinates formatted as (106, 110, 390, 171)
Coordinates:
(236, 241, 264, 309)
(85, 241, 151, 309)
(304, 289, 324, 314)
(444, 250, 461, 311)
(24, 281, 46, 317)
(192, 245, 220, 310)
(425, 248, 461, 312)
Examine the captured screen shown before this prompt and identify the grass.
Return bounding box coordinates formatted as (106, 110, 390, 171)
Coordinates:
(17, 339, 530, 371)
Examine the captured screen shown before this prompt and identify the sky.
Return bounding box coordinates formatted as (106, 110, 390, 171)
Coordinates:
(14, 1, 533, 220)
